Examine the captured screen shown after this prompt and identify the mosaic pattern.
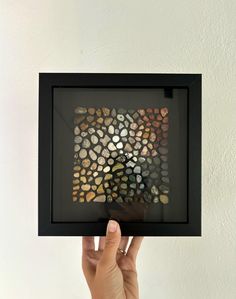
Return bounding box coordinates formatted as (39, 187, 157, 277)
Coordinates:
(72, 107, 169, 204)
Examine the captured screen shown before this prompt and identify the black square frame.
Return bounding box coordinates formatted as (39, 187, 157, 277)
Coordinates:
(38, 73, 201, 236)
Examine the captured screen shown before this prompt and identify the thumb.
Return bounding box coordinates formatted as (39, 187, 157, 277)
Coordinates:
(100, 220, 121, 267)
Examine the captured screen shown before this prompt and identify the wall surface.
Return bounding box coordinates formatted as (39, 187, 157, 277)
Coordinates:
(0, 1, 236, 298)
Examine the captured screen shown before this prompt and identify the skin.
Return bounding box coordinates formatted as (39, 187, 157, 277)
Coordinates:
(82, 220, 144, 299)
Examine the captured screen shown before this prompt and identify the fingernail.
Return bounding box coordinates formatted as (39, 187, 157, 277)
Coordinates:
(107, 220, 118, 233)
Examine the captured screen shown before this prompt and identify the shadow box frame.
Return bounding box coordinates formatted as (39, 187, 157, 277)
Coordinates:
(38, 73, 201, 237)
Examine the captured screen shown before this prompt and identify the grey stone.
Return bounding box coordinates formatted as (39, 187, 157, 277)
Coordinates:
(82, 139, 90, 148)
(75, 106, 87, 114)
(79, 149, 87, 159)
(158, 147, 168, 155)
(91, 135, 98, 144)
(120, 128, 128, 137)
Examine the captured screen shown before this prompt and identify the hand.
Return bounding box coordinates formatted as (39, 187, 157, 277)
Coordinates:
(82, 220, 143, 299)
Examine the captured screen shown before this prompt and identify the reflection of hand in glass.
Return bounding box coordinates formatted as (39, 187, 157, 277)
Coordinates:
(82, 220, 144, 299)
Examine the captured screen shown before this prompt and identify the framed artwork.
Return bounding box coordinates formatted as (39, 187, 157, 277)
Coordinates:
(38, 73, 201, 236)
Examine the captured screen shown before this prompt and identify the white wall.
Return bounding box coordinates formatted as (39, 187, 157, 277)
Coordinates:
(0, 1, 236, 298)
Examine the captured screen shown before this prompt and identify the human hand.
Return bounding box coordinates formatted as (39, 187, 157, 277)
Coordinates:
(82, 220, 143, 299)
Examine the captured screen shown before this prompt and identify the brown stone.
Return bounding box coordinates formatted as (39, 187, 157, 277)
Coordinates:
(160, 194, 169, 204)
(160, 107, 168, 117)
(88, 108, 96, 115)
(81, 184, 90, 191)
(86, 192, 95, 202)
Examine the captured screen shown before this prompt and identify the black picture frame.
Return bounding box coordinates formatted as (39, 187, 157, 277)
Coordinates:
(38, 73, 201, 236)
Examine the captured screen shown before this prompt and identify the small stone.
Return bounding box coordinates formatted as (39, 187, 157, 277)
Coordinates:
(162, 177, 170, 183)
(97, 157, 105, 165)
(116, 196, 123, 203)
(92, 185, 97, 191)
(126, 168, 132, 175)
(130, 130, 135, 137)
(97, 130, 104, 138)
(138, 109, 145, 116)
(126, 160, 135, 168)
(150, 172, 158, 179)
(89, 150, 97, 161)
(107, 158, 114, 165)
(124, 143, 132, 152)
(160, 194, 169, 204)
(141, 146, 149, 155)
(97, 165, 103, 171)
(161, 162, 168, 170)
(128, 137, 136, 144)
(153, 121, 161, 128)
(79, 149, 87, 159)
(111, 109, 116, 117)
(134, 142, 142, 149)
(81, 184, 90, 191)
(161, 155, 168, 162)
(158, 147, 168, 155)
(151, 185, 159, 195)
(112, 136, 120, 143)
(117, 114, 124, 121)
(75, 106, 87, 114)
(112, 163, 124, 172)
(107, 195, 113, 202)
(88, 127, 95, 134)
(86, 192, 95, 202)
(120, 129, 128, 137)
(121, 176, 128, 182)
(160, 107, 168, 117)
(82, 159, 91, 168)
(153, 157, 161, 165)
(94, 195, 106, 202)
(81, 131, 88, 137)
(87, 115, 94, 122)
(161, 124, 169, 132)
(88, 108, 95, 115)
(73, 172, 80, 178)
(74, 144, 80, 152)
(130, 183, 136, 189)
(103, 166, 110, 173)
(82, 139, 90, 148)
(95, 177, 103, 185)
(80, 123, 88, 130)
(96, 109, 102, 117)
(129, 175, 136, 182)
(81, 169, 86, 175)
(94, 145, 102, 154)
(142, 139, 148, 145)
(117, 142, 123, 149)
(121, 183, 127, 189)
(102, 107, 110, 116)
(138, 157, 145, 163)
(142, 170, 149, 177)
(101, 135, 111, 147)
(161, 170, 168, 176)
(104, 118, 113, 126)
(74, 126, 80, 135)
(91, 135, 98, 144)
(117, 171, 124, 176)
(149, 132, 156, 142)
(93, 171, 98, 177)
(91, 163, 97, 170)
(159, 185, 169, 193)
(136, 131, 142, 137)
(136, 174, 142, 183)
(105, 173, 113, 180)
(97, 184, 104, 194)
(102, 148, 110, 158)
(126, 114, 133, 122)
(111, 151, 118, 158)
(130, 123, 138, 130)
(108, 142, 116, 151)
(134, 166, 141, 174)
(74, 136, 82, 144)
(153, 196, 159, 203)
(108, 125, 114, 134)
